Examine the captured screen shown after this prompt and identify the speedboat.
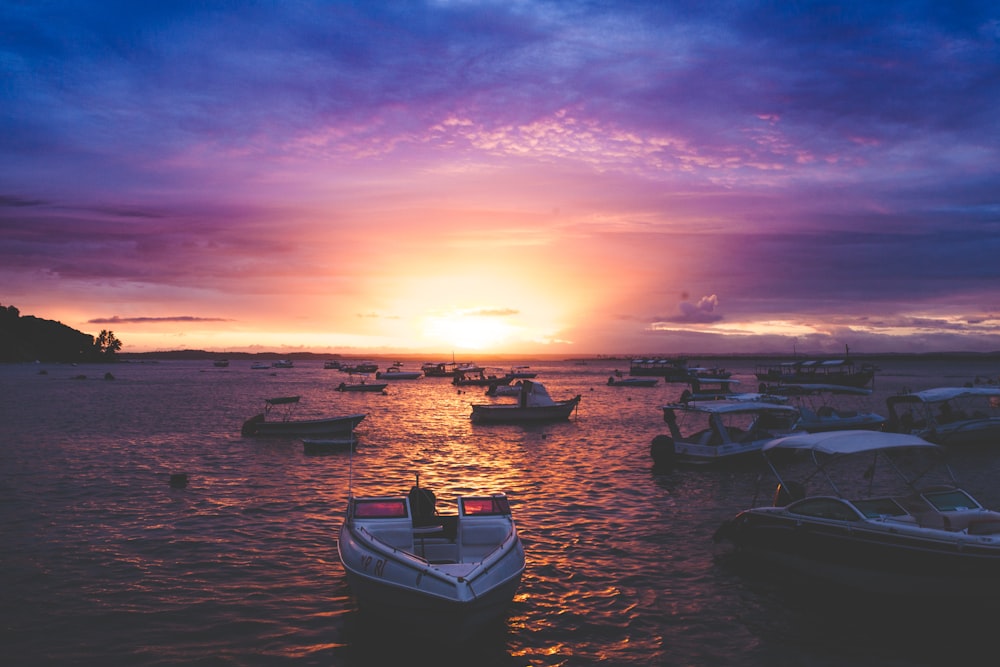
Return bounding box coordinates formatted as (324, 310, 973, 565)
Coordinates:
(885, 387, 1000, 446)
(338, 479, 525, 634)
(713, 430, 1000, 598)
(764, 383, 886, 432)
(470, 380, 581, 424)
(240, 396, 366, 437)
(650, 400, 800, 466)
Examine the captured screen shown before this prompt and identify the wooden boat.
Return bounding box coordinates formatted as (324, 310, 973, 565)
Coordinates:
(340, 361, 379, 374)
(453, 366, 512, 388)
(240, 396, 366, 437)
(885, 387, 1000, 446)
(303, 437, 357, 454)
(754, 358, 876, 388)
(628, 357, 692, 381)
(714, 430, 1000, 598)
(651, 399, 800, 466)
(338, 479, 525, 634)
(336, 375, 388, 393)
(470, 380, 581, 424)
(421, 361, 458, 377)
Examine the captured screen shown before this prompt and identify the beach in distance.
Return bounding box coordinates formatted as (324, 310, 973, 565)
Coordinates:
(3, 354, 1000, 666)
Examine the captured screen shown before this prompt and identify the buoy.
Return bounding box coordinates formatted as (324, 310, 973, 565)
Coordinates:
(169, 473, 189, 488)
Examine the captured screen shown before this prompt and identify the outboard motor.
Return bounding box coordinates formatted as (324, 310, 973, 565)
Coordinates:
(409, 484, 437, 526)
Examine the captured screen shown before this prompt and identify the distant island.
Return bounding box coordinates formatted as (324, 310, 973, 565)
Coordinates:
(0, 303, 121, 363)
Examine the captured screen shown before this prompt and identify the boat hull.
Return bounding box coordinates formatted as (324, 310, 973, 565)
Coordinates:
(470, 397, 581, 424)
(718, 510, 1000, 597)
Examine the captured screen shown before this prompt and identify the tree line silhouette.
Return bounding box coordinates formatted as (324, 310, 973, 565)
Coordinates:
(0, 304, 122, 362)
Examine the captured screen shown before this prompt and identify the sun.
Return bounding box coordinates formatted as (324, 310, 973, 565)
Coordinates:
(422, 312, 518, 351)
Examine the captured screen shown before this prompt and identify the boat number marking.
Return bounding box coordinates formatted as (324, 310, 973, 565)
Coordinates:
(360, 555, 387, 577)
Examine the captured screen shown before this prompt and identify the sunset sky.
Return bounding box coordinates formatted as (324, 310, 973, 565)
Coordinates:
(2, 1, 999, 356)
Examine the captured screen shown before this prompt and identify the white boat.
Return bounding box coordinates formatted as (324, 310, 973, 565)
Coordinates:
(240, 396, 366, 437)
(272, 359, 294, 369)
(885, 387, 1000, 446)
(651, 400, 801, 466)
(250, 361, 270, 370)
(338, 480, 525, 634)
(714, 430, 1000, 598)
(506, 365, 537, 379)
(470, 380, 581, 424)
(763, 383, 886, 432)
(375, 363, 423, 380)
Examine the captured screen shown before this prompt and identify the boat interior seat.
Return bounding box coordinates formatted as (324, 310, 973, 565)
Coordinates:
(460, 523, 510, 560)
(913, 509, 1000, 532)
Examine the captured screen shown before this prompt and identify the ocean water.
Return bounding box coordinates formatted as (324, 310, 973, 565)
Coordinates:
(3, 356, 1000, 667)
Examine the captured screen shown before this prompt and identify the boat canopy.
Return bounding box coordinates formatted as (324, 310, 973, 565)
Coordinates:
(888, 387, 1000, 404)
(769, 383, 872, 396)
(763, 430, 938, 455)
(662, 400, 799, 415)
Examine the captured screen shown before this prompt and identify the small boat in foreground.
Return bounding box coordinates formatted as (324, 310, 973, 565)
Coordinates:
(338, 478, 525, 634)
(713, 430, 1000, 598)
(470, 380, 581, 424)
(240, 396, 366, 437)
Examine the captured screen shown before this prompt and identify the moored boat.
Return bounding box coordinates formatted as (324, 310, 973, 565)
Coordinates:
(754, 358, 876, 388)
(764, 383, 886, 432)
(885, 386, 1000, 446)
(628, 357, 691, 381)
(470, 380, 581, 424)
(651, 399, 800, 466)
(336, 375, 388, 393)
(453, 366, 512, 387)
(713, 430, 1000, 598)
(338, 479, 525, 634)
(375, 363, 423, 380)
(240, 396, 366, 437)
(607, 375, 659, 387)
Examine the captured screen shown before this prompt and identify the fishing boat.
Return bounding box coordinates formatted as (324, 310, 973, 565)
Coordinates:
(650, 399, 800, 466)
(271, 359, 294, 369)
(340, 361, 379, 374)
(453, 366, 512, 388)
(213, 359, 230, 368)
(250, 361, 270, 370)
(754, 358, 876, 388)
(421, 361, 458, 378)
(338, 477, 525, 634)
(628, 357, 692, 381)
(336, 375, 388, 393)
(240, 396, 366, 437)
(885, 387, 1000, 446)
(506, 365, 538, 379)
(470, 380, 581, 424)
(713, 430, 1000, 598)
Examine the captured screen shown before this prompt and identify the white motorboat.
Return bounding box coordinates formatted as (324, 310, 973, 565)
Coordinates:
(651, 399, 800, 466)
(375, 363, 423, 380)
(338, 480, 525, 634)
(885, 387, 1000, 446)
(714, 430, 1000, 598)
(470, 380, 581, 424)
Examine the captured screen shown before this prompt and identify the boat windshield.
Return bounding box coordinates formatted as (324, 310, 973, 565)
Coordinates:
(353, 498, 408, 518)
(923, 489, 980, 512)
(462, 496, 511, 516)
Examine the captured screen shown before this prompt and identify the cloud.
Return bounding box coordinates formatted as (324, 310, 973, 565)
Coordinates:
(88, 316, 230, 324)
(657, 295, 724, 324)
